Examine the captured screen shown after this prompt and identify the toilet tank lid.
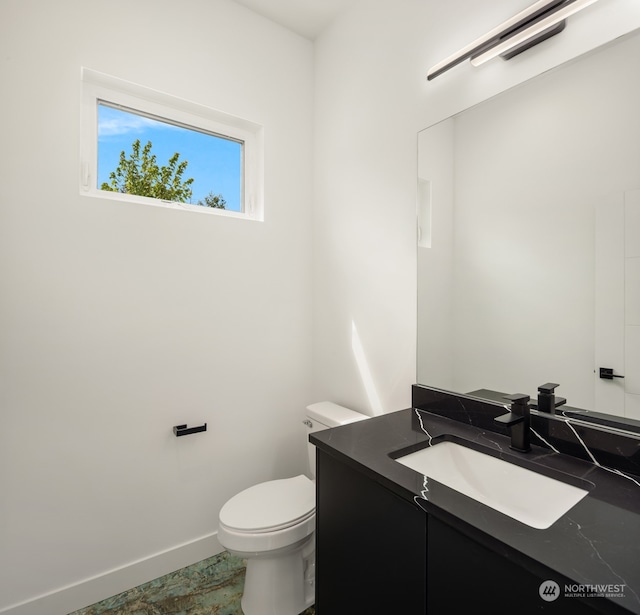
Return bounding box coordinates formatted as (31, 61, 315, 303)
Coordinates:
(306, 401, 368, 427)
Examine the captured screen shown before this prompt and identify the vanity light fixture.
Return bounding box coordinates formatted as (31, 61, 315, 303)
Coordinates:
(426, 0, 599, 81)
(471, 0, 600, 67)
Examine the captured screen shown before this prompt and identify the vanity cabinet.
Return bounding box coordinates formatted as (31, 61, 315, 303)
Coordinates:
(316, 448, 604, 615)
(428, 516, 600, 615)
(315, 448, 427, 613)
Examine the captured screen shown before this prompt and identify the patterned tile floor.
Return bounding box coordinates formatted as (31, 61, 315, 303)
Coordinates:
(68, 551, 315, 615)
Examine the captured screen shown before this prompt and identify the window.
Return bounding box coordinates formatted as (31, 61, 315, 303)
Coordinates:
(80, 68, 263, 220)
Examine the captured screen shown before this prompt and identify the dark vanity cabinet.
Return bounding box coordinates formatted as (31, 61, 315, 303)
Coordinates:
(315, 448, 427, 613)
(316, 448, 604, 615)
(427, 516, 600, 615)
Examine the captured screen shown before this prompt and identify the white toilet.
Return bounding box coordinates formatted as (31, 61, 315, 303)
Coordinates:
(218, 401, 368, 615)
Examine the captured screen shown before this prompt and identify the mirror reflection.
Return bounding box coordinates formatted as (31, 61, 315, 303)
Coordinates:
(417, 29, 640, 426)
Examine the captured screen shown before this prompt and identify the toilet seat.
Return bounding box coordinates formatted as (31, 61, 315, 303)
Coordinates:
(220, 475, 315, 533)
(218, 475, 316, 554)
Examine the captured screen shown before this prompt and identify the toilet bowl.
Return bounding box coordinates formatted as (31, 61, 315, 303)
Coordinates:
(217, 402, 368, 615)
(219, 475, 316, 615)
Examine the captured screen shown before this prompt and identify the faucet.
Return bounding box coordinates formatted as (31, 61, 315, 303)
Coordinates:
(536, 382, 566, 414)
(495, 394, 531, 453)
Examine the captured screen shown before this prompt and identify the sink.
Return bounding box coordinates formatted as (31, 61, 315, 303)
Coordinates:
(395, 441, 589, 529)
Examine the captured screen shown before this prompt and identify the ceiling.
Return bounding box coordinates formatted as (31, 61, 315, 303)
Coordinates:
(231, 0, 355, 39)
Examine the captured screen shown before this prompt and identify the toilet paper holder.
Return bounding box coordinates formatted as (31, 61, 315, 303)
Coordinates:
(173, 423, 207, 437)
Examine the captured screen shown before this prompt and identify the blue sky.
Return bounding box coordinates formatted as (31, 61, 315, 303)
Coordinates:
(98, 104, 242, 211)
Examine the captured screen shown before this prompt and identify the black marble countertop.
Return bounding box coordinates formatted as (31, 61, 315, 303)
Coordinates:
(311, 401, 640, 614)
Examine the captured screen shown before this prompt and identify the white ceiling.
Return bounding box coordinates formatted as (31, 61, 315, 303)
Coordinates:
(232, 0, 355, 39)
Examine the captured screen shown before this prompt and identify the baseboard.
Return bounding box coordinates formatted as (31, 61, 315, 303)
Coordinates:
(0, 533, 224, 615)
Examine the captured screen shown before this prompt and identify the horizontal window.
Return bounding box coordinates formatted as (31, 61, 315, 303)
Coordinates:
(80, 68, 264, 220)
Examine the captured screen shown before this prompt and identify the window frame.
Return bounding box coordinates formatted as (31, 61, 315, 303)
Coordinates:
(80, 68, 264, 220)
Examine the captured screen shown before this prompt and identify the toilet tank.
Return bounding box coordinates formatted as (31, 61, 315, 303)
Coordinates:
(304, 402, 368, 478)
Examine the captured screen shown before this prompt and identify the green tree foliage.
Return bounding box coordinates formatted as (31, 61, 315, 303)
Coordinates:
(197, 191, 226, 209)
(101, 139, 195, 203)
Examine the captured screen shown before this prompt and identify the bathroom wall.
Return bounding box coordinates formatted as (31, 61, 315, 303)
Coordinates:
(311, 0, 429, 416)
(0, 1, 313, 613)
(312, 0, 640, 415)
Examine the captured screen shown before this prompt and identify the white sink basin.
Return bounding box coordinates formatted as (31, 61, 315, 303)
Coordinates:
(396, 441, 589, 529)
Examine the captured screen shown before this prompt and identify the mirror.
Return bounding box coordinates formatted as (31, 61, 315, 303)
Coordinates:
(417, 28, 640, 427)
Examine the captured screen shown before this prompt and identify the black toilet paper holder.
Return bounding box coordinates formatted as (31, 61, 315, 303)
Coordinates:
(173, 423, 207, 437)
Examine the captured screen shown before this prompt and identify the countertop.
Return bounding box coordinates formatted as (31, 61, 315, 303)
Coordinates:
(310, 406, 640, 615)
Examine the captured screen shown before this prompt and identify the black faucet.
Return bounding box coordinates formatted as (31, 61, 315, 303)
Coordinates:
(536, 382, 566, 414)
(494, 394, 531, 453)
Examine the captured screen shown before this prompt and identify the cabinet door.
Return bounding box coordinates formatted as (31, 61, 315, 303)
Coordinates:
(315, 449, 427, 614)
(428, 516, 600, 614)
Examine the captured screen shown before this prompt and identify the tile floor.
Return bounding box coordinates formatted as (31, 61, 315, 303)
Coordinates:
(68, 551, 315, 615)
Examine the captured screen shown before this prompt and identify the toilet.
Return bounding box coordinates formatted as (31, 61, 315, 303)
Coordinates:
(218, 401, 368, 615)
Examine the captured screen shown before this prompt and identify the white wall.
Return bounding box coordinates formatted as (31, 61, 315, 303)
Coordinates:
(312, 0, 429, 414)
(312, 0, 640, 414)
(0, 0, 313, 612)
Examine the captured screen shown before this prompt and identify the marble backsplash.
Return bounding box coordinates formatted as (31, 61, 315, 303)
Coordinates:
(412, 384, 640, 477)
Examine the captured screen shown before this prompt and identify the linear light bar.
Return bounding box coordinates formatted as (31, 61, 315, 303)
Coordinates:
(426, 0, 598, 81)
(470, 0, 599, 66)
(426, 0, 564, 80)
